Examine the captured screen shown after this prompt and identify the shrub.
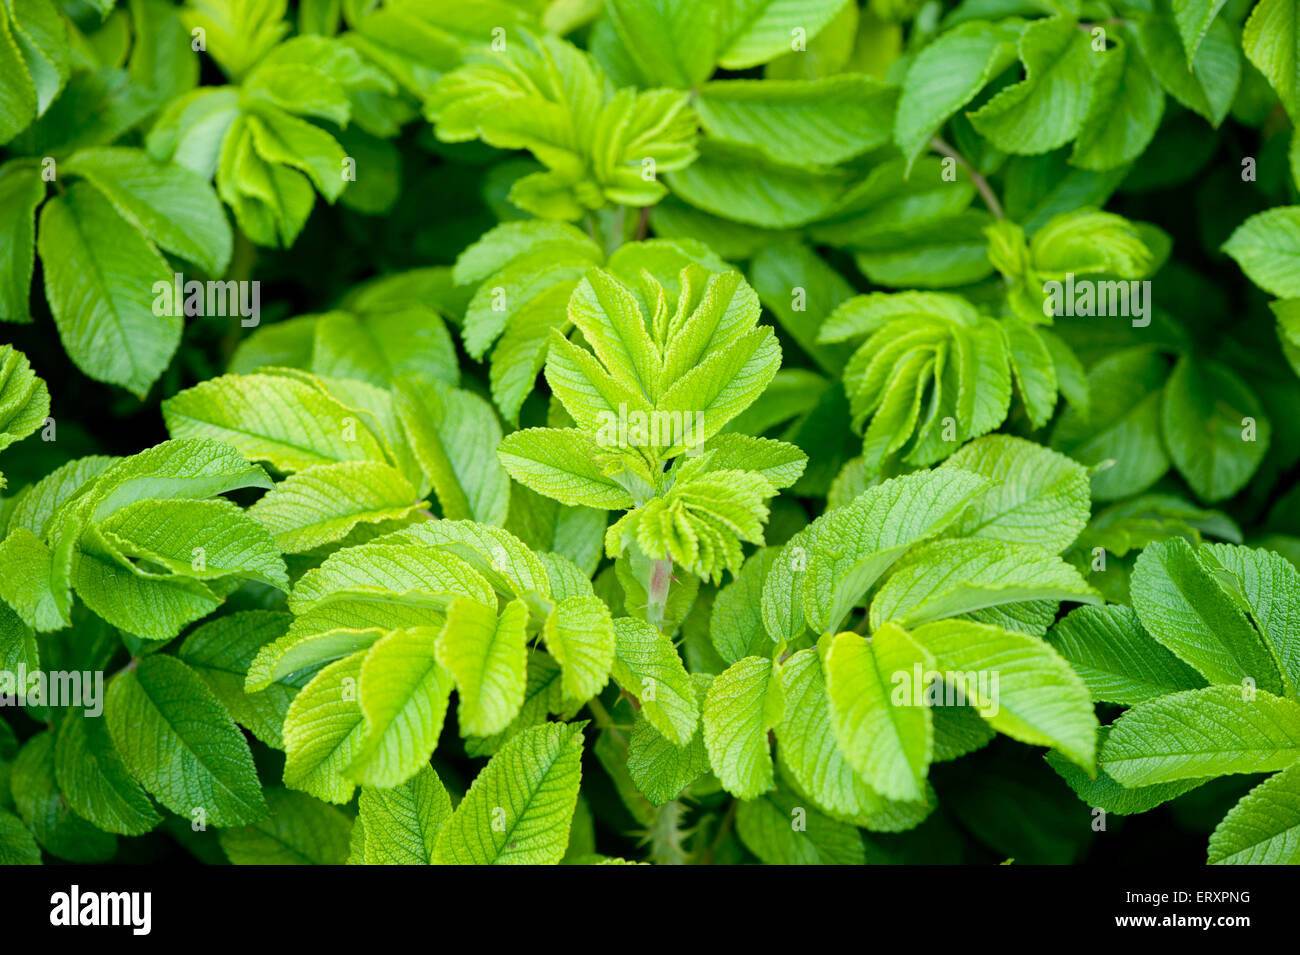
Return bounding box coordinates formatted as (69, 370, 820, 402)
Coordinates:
(2, 0, 1299, 867)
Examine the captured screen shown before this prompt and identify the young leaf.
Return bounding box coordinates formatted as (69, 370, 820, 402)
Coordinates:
(1101, 686, 1300, 786)
(431, 721, 585, 865)
(106, 655, 268, 827)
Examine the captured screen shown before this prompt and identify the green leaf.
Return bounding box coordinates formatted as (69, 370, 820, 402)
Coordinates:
(0, 809, 40, 865)
(1223, 206, 1300, 298)
(1050, 347, 1170, 501)
(1139, 14, 1239, 127)
(1208, 761, 1300, 864)
(696, 75, 895, 166)
(354, 765, 452, 864)
(669, 140, 851, 228)
(1173, 0, 1229, 63)
(943, 434, 1090, 553)
(1070, 28, 1164, 171)
(431, 721, 585, 865)
(870, 538, 1101, 630)
(54, 707, 162, 836)
(1101, 685, 1300, 786)
(1199, 542, 1300, 697)
(282, 650, 367, 804)
(1243, 0, 1300, 122)
(1160, 355, 1268, 502)
(717, 0, 848, 70)
(0, 163, 45, 321)
(38, 181, 179, 398)
(348, 627, 452, 788)
(63, 146, 232, 275)
(625, 674, 712, 804)
(911, 618, 1098, 772)
(106, 655, 268, 827)
(11, 732, 116, 862)
(248, 461, 426, 552)
(1046, 726, 1208, 816)
(178, 610, 301, 749)
(394, 377, 509, 525)
(969, 15, 1101, 155)
(605, 0, 719, 87)
(736, 788, 866, 865)
(86, 438, 271, 520)
(436, 597, 528, 738)
(774, 646, 922, 823)
(702, 655, 783, 798)
(1046, 604, 1207, 704)
(893, 20, 1023, 166)
(98, 496, 289, 590)
(785, 467, 990, 637)
(162, 372, 389, 472)
(826, 625, 934, 802)
(611, 616, 699, 746)
(219, 788, 351, 864)
(1131, 537, 1284, 694)
(498, 428, 636, 510)
(542, 595, 616, 701)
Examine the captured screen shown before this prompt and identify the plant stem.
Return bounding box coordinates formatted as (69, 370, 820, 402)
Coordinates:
(646, 557, 673, 630)
(587, 695, 626, 749)
(634, 205, 650, 242)
(930, 137, 1004, 220)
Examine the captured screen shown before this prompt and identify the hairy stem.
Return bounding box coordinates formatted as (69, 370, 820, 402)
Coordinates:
(930, 137, 1004, 220)
(646, 557, 673, 630)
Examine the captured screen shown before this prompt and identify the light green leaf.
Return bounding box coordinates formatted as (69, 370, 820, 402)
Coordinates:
(826, 625, 934, 802)
(611, 616, 698, 746)
(1208, 761, 1300, 864)
(1047, 604, 1207, 704)
(106, 655, 268, 827)
(436, 597, 528, 737)
(498, 428, 636, 510)
(794, 467, 990, 636)
(697, 75, 895, 166)
(348, 627, 452, 788)
(394, 377, 509, 525)
(702, 655, 783, 798)
(163, 372, 389, 472)
(64, 146, 232, 275)
(1131, 537, 1284, 694)
(249, 461, 426, 553)
(717, 0, 848, 70)
(1242, 0, 1300, 122)
(893, 20, 1023, 165)
(432, 721, 585, 865)
(282, 650, 367, 804)
(542, 595, 616, 701)
(1140, 14, 1239, 127)
(911, 618, 1098, 772)
(1101, 685, 1300, 786)
(869, 538, 1100, 630)
(1223, 206, 1300, 298)
(943, 435, 1090, 553)
(969, 15, 1100, 155)
(354, 765, 452, 865)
